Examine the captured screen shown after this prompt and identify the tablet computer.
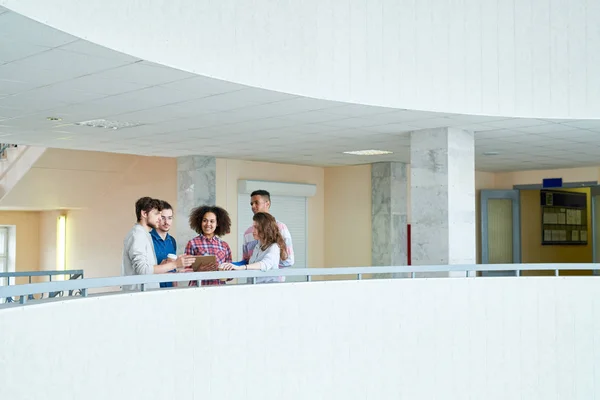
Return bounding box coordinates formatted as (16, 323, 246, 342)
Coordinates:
(191, 255, 217, 272)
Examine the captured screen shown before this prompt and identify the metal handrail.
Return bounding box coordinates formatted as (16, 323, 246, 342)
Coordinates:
(0, 270, 84, 278)
(1, 270, 84, 303)
(0, 263, 597, 306)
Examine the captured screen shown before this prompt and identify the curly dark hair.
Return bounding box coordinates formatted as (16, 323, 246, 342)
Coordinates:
(189, 205, 231, 236)
(253, 212, 288, 261)
(135, 197, 162, 222)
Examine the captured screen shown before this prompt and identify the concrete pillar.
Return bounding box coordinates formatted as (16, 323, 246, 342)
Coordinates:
(176, 156, 216, 247)
(410, 128, 476, 276)
(372, 162, 408, 277)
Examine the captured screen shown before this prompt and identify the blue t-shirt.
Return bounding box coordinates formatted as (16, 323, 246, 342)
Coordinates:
(150, 229, 177, 288)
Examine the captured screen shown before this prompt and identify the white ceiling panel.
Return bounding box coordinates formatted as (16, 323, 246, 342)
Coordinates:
(405, 117, 460, 129)
(247, 96, 342, 114)
(322, 104, 397, 117)
(472, 129, 521, 139)
(0, 11, 77, 47)
(169, 90, 271, 112)
(0, 91, 70, 112)
(160, 75, 246, 95)
(354, 110, 438, 125)
(0, 62, 86, 86)
(446, 114, 510, 124)
(108, 107, 201, 125)
(276, 110, 348, 124)
(453, 123, 501, 132)
(93, 62, 196, 85)
(0, 38, 51, 64)
(221, 104, 304, 120)
(0, 79, 39, 96)
(481, 119, 549, 129)
(494, 134, 546, 143)
(92, 85, 211, 112)
(560, 120, 600, 129)
(1, 115, 71, 130)
(13, 85, 106, 105)
(0, 105, 31, 119)
(10, 48, 132, 77)
(536, 129, 596, 140)
(515, 123, 570, 134)
(213, 87, 297, 104)
(322, 117, 384, 128)
(58, 39, 140, 63)
(43, 75, 150, 96)
(362, 123, 420, 134)
(279, 124, 344, 134)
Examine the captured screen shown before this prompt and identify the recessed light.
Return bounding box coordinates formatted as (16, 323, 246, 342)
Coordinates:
(343, 149, 394, 156)
(483, 151, 500, 156)
(75, 119, 142, 130)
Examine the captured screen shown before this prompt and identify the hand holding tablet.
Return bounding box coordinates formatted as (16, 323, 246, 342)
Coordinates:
(173, 255, 195, 272)
(191, 255, 218, 272)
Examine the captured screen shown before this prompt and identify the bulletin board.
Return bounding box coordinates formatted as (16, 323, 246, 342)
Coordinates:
(540, 190, 587, 245)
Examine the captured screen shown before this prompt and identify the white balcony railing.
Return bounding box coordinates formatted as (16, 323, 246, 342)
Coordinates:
(1, 263, 598, 306)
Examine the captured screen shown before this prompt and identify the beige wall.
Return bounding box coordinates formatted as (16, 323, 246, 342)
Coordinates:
(1, 149, 177, 279)
(0, 211, 40, 282)
(38, 210, 60, 272)
(63, 156, 177, 278)
(324, 165, 372, 268)
(215, 158, 325, 268)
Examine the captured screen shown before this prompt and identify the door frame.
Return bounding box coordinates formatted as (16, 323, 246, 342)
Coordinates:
(591, 186, 600, 272)
(481, 189, 521, 264)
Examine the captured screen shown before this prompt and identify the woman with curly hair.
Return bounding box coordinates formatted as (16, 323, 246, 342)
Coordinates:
(220, 212, 288, 283)
(185, 205, 232, 286)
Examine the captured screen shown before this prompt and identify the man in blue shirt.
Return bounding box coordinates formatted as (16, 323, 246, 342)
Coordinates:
(150, 200, 178, 288)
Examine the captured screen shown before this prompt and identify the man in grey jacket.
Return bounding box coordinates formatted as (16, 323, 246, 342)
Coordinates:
(122, 197, 194, 290)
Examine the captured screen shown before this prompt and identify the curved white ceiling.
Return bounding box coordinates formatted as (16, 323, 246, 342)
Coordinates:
(2, 0, 599, 119)
(2, 5, 600, 172)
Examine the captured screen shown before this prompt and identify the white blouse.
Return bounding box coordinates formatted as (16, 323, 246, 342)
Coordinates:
(249, 242, 281, 283)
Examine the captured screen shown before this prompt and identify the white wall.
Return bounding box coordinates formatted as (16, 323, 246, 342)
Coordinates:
(1, 277, 599, 399)
(3, 0, 599, 118)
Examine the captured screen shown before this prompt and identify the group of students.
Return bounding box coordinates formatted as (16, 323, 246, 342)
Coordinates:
(121, 190, 294, 290)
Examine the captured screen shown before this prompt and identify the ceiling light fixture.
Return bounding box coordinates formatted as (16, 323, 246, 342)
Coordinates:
(483, 151, 500, 156)
(75, 119, 142, 130)
(343, 149, 394, 156)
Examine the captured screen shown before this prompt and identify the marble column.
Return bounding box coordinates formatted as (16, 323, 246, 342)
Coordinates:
(176, 156, 216, 247)
(372, 162, 408, 278)
(410, 128, 476, 277)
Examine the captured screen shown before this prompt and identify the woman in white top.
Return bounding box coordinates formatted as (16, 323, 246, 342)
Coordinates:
(220, 212, 288, 283)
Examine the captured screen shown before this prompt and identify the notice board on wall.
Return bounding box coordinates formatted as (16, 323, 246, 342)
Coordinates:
(540, 190, 588, 245)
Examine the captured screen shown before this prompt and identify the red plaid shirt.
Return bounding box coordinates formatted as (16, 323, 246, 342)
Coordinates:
(185, 234, 232, 286)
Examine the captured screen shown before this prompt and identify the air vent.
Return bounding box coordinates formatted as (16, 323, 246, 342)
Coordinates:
(75, 119, 142, 130)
